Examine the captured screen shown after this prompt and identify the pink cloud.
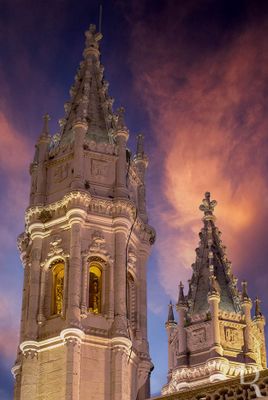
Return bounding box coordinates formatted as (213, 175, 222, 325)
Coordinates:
(129, 15, 268, 298)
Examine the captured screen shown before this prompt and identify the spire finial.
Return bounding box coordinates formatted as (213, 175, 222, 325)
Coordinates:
(254, 297, 262, 317)
(84, 24, 103, 58)
(199, 192, 217, 220)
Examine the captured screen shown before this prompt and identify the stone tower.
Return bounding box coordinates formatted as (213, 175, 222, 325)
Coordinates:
(162, 192, 266, 396)
(12, 24, 155, 400)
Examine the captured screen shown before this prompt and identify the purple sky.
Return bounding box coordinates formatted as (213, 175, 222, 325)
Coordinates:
(1, 1, 268, 398)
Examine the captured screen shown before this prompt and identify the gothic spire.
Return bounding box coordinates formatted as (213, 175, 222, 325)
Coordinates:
(177, 282, 187, 307)
(59, 24, 116, 145)
(167, 301, 175, 323)
(187, 192, 241, 315)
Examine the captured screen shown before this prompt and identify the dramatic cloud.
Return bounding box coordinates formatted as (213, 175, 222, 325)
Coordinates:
(129, 7, 268, 299)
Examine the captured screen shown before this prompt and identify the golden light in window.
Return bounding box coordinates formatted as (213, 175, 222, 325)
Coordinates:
(89, 264, 102, 314)
(51, 262, 64, 315)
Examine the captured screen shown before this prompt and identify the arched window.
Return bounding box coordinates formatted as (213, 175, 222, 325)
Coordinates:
(88, 263, 102, 314)
(51, 261, 65, 316)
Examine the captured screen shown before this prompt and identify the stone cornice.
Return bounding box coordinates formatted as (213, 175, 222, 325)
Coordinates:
(25, 191, 155, 245)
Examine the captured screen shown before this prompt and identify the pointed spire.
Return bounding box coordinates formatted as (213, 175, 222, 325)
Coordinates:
(254, 297, 262, 317)
(241, 280, 250, 301)
(167, 301, 175, 323)
(188, 192, 241, 315)
(59, 23, 116, 146)
(177, 282, 187, 308)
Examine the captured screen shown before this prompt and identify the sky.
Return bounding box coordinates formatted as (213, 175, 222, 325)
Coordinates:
(1, 0, 268, 398)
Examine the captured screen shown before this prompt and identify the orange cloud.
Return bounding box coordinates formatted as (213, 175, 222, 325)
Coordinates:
(129, 17, 268, 298)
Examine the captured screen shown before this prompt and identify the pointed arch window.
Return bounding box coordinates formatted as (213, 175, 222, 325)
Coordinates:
(51, 261, 65, 316)
(88, 263, 102, 314)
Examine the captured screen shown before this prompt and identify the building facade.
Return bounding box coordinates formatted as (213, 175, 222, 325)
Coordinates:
(12, 24, 155, 400)
(160, 192, 266, 399)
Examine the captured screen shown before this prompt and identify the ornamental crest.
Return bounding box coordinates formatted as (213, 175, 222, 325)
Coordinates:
(47, 236, 64, 258)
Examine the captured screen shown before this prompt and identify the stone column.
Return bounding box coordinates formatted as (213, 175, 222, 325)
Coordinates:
(80, 254, 88, 317)
(176, 305, 187, 365)
(208, 292, 222, 354)
(113, 226, 128, 336)
(19, 259, 30, 342)
(20, 350, 38, 400)
(63, 330, 84, 400)
(67, 212, 85, 326)
(111, 339, 131, 400)
(165, 321, 177, 374)
(242, 297, 254, 357)
(26, 226, 43, 339)
(254, 314, 266, 367)
(37, 265, 46, 325)
(71, 121, 87, 190)
(114, 129, 129, 198)
(108, 259, 114, 320)
(12, 364, 22, 400)
(139, 247, 150, 353)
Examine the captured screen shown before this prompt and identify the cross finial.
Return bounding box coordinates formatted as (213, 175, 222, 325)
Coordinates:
(199, 192, 217, 218)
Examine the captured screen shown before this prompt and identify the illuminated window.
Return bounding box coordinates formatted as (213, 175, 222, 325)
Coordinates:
(88, 264, 102, 314)
(51, 262, 64, 316)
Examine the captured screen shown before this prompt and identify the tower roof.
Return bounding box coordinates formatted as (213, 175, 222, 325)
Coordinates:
(188, 192, 241, 315)
(59, 24, 117, 145)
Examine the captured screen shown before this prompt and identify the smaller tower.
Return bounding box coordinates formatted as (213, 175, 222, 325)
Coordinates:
(165, 302, 177, 380)
(162, 192, 267, 395)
